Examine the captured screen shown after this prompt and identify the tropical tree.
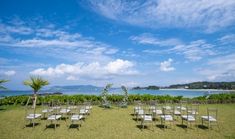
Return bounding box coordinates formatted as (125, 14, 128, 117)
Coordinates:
(23, 76, 49, 108)
(0, 79, 8, 90)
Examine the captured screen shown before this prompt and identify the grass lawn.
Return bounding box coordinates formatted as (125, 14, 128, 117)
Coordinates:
(0, 104, 235, 139)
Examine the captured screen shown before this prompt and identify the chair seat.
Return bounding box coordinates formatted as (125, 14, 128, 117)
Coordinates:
(68, 106, 77, 109)
(163, 106, 171, 110)
(161, 115, 173, 121)
(26, 114, 42, 119)
(176, 106, 186, 111)
(52, 106, 61, 110)
(60, 109, 71, 113)
(71, 115, 83, 121)
(48, 115, 62, 120)
(174, 110, 181, 115)
(188, 110, 198, 115)
(153, 109, 163, 115)
(137, 109, 144, 115)
(141, 115, 152, 121)
(42, 109, 53, 113)
(85, 106, 92, 110)
(182, 115, 195, 121)
(201, 116, 217, 121)
(80, 109, 89, 114)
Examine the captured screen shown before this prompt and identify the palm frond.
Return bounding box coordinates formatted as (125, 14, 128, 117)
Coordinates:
(23, 76, 49, 93)
(0, 79, 9, 90)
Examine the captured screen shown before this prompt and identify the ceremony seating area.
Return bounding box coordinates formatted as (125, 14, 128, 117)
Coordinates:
(25, 98, 92, 130)
(133, 100, 220, 131)
(0, 102, 234, 138)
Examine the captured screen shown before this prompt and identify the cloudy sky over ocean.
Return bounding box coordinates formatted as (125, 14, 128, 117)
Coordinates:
(0, 0, 235, 89)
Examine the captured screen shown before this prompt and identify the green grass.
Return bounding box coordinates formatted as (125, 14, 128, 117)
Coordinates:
(0, 104, 235, 139)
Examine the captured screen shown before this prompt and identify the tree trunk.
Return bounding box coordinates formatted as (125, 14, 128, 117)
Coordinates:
(32, 92, 37, 109)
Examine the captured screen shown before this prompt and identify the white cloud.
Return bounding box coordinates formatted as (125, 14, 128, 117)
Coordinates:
(170, 40, 215, 61)
(218, 34, 235, 44)
(130, 33, 182, 46)
(30, 59, 138, 79)
(132, 34, 216, 61)
(198, 54, 235, 81)
(66, 76, 78, 81)
(0, 19, 118, 64)
(87, 0, 235, 32)
(160, 58, 175, 72)
(3, 70, 16, 76)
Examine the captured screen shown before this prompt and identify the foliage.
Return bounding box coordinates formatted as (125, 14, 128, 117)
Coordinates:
(121, 86, 128, 102)
(101, 84, 112, 108)
(169, 81, 235, 90)
(0, 93, 235, 106)
(23, 76, 49, 94)
(132, 85, 159, 90)
(0, 79, 8, 90)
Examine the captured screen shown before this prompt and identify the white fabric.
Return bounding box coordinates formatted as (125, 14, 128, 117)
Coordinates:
(188, 110, 198, 115)
(201, 116, 217, 121)
(137, 109, 144, 115)
(174, 110, 181, 115)
(71, 115, 83, 121)
(48, 115, 62, 120)
(181, 115, 195, 121)
(42, 109, 53, 113)
(85, 106, 92, 109)
(60, 109, 71, 113)
(176, 106, 186, 111)
(68, 106, 77, 109)
(143, 115, 152, 121)
(52, 106, 60, 110)
(161, 115, 173, 121)
(163, 106, 171, 110)
(80, 109, 89, 114)
(152, 109, 163, 115)
(26, 114, 42, 119)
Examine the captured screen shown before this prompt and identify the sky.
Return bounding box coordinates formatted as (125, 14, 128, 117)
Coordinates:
(0, 0, 235, 90)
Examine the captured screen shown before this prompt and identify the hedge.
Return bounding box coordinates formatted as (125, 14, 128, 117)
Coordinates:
(0, 93, 235, 106)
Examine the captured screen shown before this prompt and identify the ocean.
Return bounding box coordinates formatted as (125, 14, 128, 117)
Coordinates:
(0, 89, 232, 98)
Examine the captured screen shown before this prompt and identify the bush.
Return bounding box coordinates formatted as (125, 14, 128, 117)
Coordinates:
(0, 92, 235, 106)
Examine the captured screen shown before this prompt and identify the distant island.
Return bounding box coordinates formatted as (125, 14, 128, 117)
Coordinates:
(132, 81, 235, 90)
(132, 85, 160, 90)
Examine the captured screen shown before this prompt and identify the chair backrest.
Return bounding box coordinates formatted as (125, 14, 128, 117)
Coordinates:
(191, 104, 199, 114)
(186, 106, 196, 119)
(207, 108, 218, 119)
(162, 107, 172, 116)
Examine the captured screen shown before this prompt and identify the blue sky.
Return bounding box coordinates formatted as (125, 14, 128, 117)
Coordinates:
(0, 0, 235, 90)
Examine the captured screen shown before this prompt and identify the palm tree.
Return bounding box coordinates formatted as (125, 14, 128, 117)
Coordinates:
(24, 76, 49, 108)
(0, 79, 8, 90)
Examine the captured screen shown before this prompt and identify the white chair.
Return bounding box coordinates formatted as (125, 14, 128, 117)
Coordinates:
(47, 108, 62, 129)
(79, 106, 89, 120)
(188, 104, 199, 115)
(181, 107, 196, 129)
(25, 97, 41, 128)
(70, 106, 84, 130)
(25, 112, 42, 128)
(42, 102, 53, 119)
(160, 107, 174, 130)
(60, 104, 71, 121)
(201, 108, 219, 130)
(141, 112, 154, 130)
(152, 104, 163, 120)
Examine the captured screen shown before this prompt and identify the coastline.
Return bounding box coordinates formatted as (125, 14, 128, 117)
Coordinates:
(159, 88, 235, 91)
